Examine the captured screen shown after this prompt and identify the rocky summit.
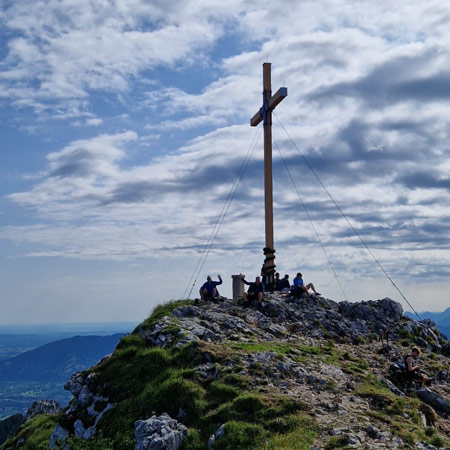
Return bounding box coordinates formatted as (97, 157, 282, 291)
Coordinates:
(2, 293, 450, 450)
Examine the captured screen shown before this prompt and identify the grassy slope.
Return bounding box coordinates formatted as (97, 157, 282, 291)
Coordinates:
(62, 300, 317, 450)
(1, 414, 59, 450)
(3, 299, 450, 449)
(0, 414, 24, 446)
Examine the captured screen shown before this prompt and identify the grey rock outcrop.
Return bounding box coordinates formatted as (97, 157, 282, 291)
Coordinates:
(49, 423, 70, 450)
(417, 388, 450, 416)
(49, 371, 113, 446)
(64, 372, 84, 397)
(135, 413, 188, 450)
(26, 399, 62, 419)
(44, 293, 449, 450)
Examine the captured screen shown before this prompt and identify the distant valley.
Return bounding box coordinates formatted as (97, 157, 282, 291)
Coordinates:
(0, 322, 136, 360)
(0, 332, 127, 419)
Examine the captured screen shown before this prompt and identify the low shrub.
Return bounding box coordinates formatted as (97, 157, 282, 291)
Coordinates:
(325, 434, 349, 449)
(213, 421, 266, 450)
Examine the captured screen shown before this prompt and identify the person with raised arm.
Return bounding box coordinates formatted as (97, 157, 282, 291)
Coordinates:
(199, 274, 222, 302)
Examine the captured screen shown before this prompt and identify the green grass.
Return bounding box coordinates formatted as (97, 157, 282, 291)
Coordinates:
(324, 434, 350, 449)
(1, 414, 60, 450)
(66, 433, 119, 449)
(387, 398, 404, 415)
(399, 329, 413, 340)
(208, 392, 308, 425)
(356, 384, 395, 407)
(207, 380, 241, 407)
(69, 329, 313, 449)
(6, 300, 321, 450)
(0, 413, 24, 446)
(342, 357, 369, 375)
(262, 413, 317, 449)
(137, 299, 195, 332)
(429, 435, 445, 447)
(214, 421, 267, 450)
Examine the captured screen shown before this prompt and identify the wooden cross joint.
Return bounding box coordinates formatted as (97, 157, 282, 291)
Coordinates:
(250, 87, 288, 127)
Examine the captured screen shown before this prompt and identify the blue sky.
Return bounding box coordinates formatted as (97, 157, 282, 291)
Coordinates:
(1, 0, 450, 324)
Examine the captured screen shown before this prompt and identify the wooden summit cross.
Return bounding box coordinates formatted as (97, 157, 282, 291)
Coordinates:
(251, 63, 287, 289)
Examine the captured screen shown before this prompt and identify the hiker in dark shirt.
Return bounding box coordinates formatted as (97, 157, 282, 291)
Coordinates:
(278, 274, 290, 293)
(404, 346, 431, 386)
(241, 275, 264, 304)
(199, 275, 222, 301)
(275, 272, 282, 290)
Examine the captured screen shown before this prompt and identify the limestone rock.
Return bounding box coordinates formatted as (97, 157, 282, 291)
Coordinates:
(49, 423, 70, 450)
(64, 372, 84, 397)
(135, 413, 188, 450)
(74, 419, 96, 440)
(416, 388, 450, 415)
(41, 293, 449, 450)
(26, 399, 62, 419)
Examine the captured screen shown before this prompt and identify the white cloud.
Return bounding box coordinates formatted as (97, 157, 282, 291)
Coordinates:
(0, 0, 250, 116)
(85, 118, 103, 127)
(2, 0, 450, 321)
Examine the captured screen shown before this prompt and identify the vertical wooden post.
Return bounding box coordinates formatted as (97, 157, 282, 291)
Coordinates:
(263, 63, 275, 287)
(250, 63, 287, 290)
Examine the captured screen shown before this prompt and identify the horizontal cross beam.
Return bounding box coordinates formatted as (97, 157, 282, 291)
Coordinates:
(250, 87, 288, 127)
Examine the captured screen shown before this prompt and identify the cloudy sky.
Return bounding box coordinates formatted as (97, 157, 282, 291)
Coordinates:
(1, 0, 450, 324)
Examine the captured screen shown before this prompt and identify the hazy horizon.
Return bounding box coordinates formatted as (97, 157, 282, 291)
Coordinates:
(0, 321, 138, 333)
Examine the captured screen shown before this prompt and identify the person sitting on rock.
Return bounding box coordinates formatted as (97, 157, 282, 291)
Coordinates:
(275, 272, 282, 290)
(292, 272, 320, 297)
(404, 346, 431, 387)
(241, 275, 264, 305)
(199, 274, 222, 301)
(278, 274, 291, 294)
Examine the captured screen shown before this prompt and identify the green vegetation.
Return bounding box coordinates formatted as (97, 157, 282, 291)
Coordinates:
(214, 421, 266, 449)
(356, 374, 397, 410)
(1, 414, 59, 450)
(399, 329, 413, 340)
(34, 302, 316, 450)
(429, 435, 445, 447)
(324, 434, 350, 449)
(91, 342, 205, 448)
(341, 356, 368, 375)
(0, 414, 24, 446)
(262, 413, 317, 450)
(67, 434, 117, 449)
(387, 398, 405, 415)
(137, 299, 194, 332)
(4, 299, 449, 450)
(366, 382, 450, 450)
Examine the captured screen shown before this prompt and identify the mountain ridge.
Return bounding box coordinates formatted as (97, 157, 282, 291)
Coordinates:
(0, 334, 125, 382)
(404, 310, 450, 339)
(3, 294, 450, 449)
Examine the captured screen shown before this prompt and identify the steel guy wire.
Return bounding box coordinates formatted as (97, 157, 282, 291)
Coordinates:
(183, 125, 263, 299)
(273, 134, 349, 302)
(273, 111, 422, 321)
